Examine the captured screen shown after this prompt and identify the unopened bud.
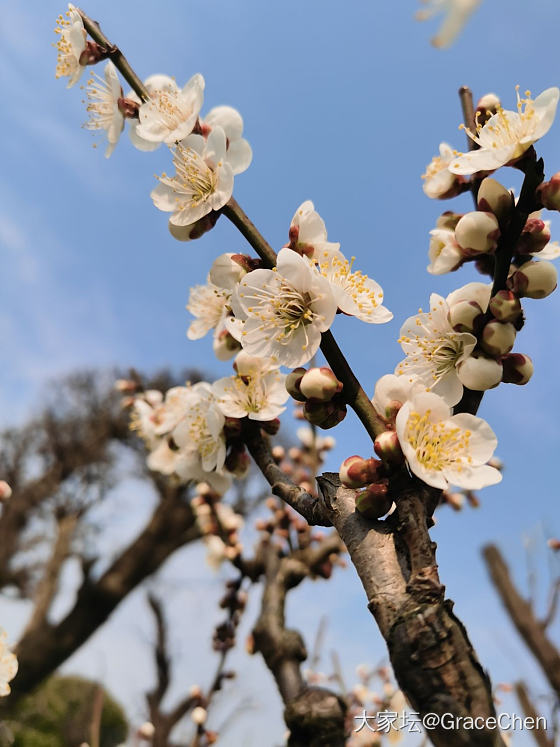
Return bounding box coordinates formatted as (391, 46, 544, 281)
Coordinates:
(189, 684, 203, 699)
(488, 290, 522, 322)
(447, 299, 484, 333)
(355, 483, 393, 520)
(508, 260, 558, 299)
(114, 378, 137, 393)
(516, 218, 551, 255)
(261, 418, 280, 435)
(271, 445, 285, 462)
(373, 431, 404, 465)
(168, 212, 220, 241)
(436, 211, 463, 230)
(138, 722, 155, 739)
(446, 492, 465, 511)
(547, 538, 560, 552)
(303, 399, 346, 429)
(455, 211, 500, 256)
(117, 96, 139, 118)
(209, 252, 249, 288)
(457, 352, 503, 391)
(286, 368, 307, 401)
(0, 482, 11, 501)
(480, 320, 516, 357)
(299, 367, 343, 402)
(476, 93, 501, 122)
(477, 178, 513, 224)
(537, 172, 560, 211)
(501, 353, 534, 385)
(339, 455, 381, 488)
(191, 706, 208, 725)
(225, 447, 250, 478)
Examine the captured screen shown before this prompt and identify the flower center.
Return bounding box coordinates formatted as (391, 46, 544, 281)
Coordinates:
(397, 322, 465, 384)
(406, 410, 472, 472)
(158, 144, 217, 208)
(461, 86, 537, 150)
(84, 73, 118, 131)
(318, 254, 381, 312)
(54, 13, 82, 79)
(146, 89, 190, 132)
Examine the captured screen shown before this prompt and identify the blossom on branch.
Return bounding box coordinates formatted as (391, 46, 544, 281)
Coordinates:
(54, 5, 87, 87)
(422, 142, 465, 198)
(396, 283, 491, 406)
(287, 201, 340, 259)
(427, 227, 463, 274)
(84, 61, 124, 157)
(135, 73, 205, 146)
(231, 248, 337, 368)
(449, 86, 560, 175)
(212, 352, 288, 421)
(202, 106, 253, 175)
(151, 127, 234, 226)
(395, 391, 502, 490)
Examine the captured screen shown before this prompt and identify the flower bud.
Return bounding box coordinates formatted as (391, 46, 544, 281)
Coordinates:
(261, 418, 280, 435)
(480, 320, 516, 357)
(225, 447, 250, 478)
(339, 456, 381, 488)
(537, 172, 560, 211)
(547, 538, 560, 552)
(457, 352, 503, 391)
(516, 218, 551, 255)
(508, 260, 558, 299)
(445, 492, 465, 511)
(303, 399, 346, 429)
(191, 706, 208, 726)
(168, 212, 219, 241)
(454, 211, 500, 256)
(488, 290, 522, 322)
(223, 417, 242, 438)
(373, 431, 404, 466)
(0, 482, 11, 501)
(285, 368, 307, 401)
(477, 178, 513, 224)
(299, 367, 343, 402)
(447, 299, 484, 333)
(501, 353, 534, 385)
(114, 378, 138, 393)
(138, 722, 155, 739)
(436, 211, 463, 230)
(476, 93, 501, 122)
(355, 483, 393, 520)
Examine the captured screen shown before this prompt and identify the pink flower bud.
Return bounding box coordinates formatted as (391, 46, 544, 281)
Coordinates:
(299, 367, 343, 402)
(508, 260, 558, 299)
(455, 211, 500, 256)
(477, 178, 513, 224)
(457, 352, 503, 391)
(501, 353, 534, 385)
(339, 455, 381, 488)
(516, 218, 551, 255)
(355, 484, 393, 520)
(261, 418, 281, 435)
(480, 320, 516, 357)
(436, 211, 463, 230)
(476, 93, 501, 121)
(447, 299, 484, 333)
(0, 481, 11, 501)
(303, 399, 346, 429)
(537, 173, 560, 211)
(373, 431, 404, 466)
(488, 290, 522, 322)
(285, 368, 307, 401)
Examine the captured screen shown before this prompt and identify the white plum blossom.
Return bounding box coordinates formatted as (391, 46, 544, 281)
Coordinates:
(135, 73, 204, 146)
(288, 201, 340, 259)
(395, 391, 502, 490)
(186, 282, 231, 341)
(416, 0, 482, 48)
(212, 352, 289, 421)
(151, 127, 234, 226)
(427, 227, 463, 274)
(84, 61, 124, 157)
(314, 249, 393, 324)
(396, 284, 492, 405)
(171, 383, 227, 474)
(372, 373, 426, 419)
(422, 143, 463, 198)
(54, 5, 86, 87)
(130, 390, 164, 448)
(0, 630, 17, 696)
(449, 87, 560, 175)
(231, 248, 337, 368)
(202, 106, 252, 175)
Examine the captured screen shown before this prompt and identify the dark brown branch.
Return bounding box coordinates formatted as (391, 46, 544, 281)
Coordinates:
(7, 484, 201, 702)
(483, 544, 560, 698)
(252, 538, 346, 747)
(542, 578, 560, 630)
(514, 681, 553, 747)
(242, 421, 331, 526)
(318, 474, 505, 747)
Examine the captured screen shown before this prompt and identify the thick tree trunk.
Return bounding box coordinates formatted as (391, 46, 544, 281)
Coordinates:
(317, 473, 505, 747)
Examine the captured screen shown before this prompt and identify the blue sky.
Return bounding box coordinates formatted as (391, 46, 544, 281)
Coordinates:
(1, 0, 560, 743)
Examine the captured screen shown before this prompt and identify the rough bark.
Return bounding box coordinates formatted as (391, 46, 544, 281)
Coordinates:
(252, 536, 347, 747)
(483, 544, 560, 698)
(317, 473, 505, 747)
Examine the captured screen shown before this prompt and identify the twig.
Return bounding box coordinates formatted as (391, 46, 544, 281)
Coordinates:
(514, 681, 553, 747)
